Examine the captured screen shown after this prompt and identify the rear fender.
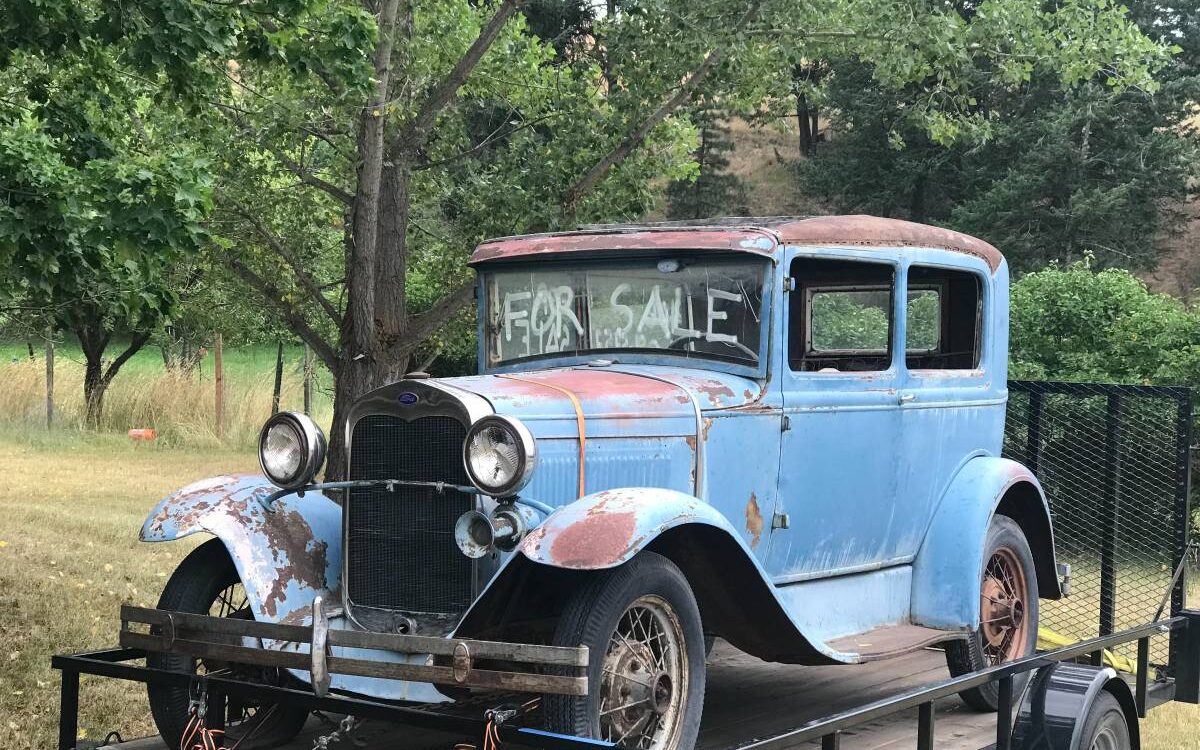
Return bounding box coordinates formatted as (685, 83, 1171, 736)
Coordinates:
(140, 473, 342, 624)
(911, 457, 1061, 631)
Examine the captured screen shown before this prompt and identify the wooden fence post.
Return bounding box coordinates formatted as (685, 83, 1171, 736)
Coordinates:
(303, 344, 313, 416)
(271, 340, 284, 415)
(214, 333, 225, 438)
(45, 338, 54, 429)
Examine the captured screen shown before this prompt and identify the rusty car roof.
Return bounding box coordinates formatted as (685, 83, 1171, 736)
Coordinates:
(469, 215, 1003, 271)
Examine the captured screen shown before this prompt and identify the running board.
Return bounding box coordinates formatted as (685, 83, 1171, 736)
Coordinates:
(827, 624, 967, 662)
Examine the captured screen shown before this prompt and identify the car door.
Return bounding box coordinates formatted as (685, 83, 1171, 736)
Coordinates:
(890, 258, 1004, 560)
(765, 252, 904, 582)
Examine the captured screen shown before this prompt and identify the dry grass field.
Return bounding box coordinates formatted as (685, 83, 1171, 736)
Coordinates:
(0, 430, 1197, 749)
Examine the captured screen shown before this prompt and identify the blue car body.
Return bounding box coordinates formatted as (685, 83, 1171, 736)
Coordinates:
(143, 216, 1061, 701)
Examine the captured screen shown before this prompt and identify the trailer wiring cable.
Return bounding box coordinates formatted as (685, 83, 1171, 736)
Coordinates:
(454, 697, 542, 750)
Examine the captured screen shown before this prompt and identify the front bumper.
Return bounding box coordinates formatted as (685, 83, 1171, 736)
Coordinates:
(119, 600, 588, 698)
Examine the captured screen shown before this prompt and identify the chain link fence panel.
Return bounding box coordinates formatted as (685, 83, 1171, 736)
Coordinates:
(1003, 381, 1192, 668)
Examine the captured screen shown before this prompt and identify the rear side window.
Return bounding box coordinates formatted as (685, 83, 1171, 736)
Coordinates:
(790, 258, 895, 372)
(905, 266, 982, 370)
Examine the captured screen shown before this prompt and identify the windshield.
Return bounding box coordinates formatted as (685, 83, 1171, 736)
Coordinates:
(484, 256, 767, 367)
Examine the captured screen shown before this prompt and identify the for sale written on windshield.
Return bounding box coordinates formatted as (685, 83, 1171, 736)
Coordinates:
(485, 259, 764, 365)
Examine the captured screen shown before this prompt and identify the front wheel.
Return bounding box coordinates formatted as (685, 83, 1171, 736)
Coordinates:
(544, 552, 706, 750)
(147, 539, 309, 749)
(946, 514, 1039, 711)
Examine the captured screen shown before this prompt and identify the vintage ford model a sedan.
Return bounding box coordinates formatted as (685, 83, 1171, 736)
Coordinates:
(131, 216, 1064, 750)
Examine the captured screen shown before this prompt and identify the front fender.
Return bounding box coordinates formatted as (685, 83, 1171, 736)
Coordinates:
(911, 457, 1060, 631)
(141, 473, 342, 625)
(517, 487, 738, 569)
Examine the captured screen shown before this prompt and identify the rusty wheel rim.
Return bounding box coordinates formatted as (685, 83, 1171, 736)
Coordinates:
(598, 595, 688, 750)
(980, 547, 1031, 666)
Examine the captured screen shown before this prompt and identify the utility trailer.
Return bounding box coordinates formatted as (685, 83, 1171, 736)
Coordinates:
(52, 380, 1200, 750)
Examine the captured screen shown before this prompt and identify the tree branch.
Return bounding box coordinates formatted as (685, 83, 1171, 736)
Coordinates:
(393, 0, 524, 155)
(562, 4, 761, 209)
(228, 256, 340, 370)
(269, 146, 354, 205)
(415, 112, 562, 171)
(393, 280, 475, 356)
(228, 203, 343, 325)
(101, 331, 153, 387)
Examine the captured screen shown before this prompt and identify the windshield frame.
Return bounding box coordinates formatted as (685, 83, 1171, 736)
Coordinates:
(475, 252, 775, 379)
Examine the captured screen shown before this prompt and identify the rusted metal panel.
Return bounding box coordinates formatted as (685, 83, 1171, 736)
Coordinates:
(470, 227, 779, 265)
(468, 216, 1003, 272)
(777, 215, 1003, 271)
(141, 474, 342, 624)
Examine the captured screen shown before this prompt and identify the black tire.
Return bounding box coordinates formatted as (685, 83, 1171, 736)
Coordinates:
(147, 539, 309, 749)
(946, 515, 1040, 711)
(1078, 692, 1131, 750)
(545, 552, 706, 750)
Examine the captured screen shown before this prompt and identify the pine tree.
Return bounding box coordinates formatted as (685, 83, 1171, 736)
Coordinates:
(666, 105, 750, 220)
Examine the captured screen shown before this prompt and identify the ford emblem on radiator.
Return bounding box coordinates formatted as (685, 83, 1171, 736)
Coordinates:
(397, 392, 419, 405)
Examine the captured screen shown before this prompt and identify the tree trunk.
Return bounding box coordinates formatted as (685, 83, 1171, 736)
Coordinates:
(76, 322, 110, 427)
(797, 91, 814, 157)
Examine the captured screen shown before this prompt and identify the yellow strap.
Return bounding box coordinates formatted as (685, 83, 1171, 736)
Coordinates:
(496, 374, 587, 498)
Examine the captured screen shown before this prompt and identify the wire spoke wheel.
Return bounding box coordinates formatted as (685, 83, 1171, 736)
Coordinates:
(979, 547, 1031, 667)
(148, 540, 308, 749)
(599, 596, 688, 750)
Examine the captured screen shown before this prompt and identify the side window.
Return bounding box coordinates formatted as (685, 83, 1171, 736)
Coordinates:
(790, 258, 895, 372)
(905, 266, 982, 370)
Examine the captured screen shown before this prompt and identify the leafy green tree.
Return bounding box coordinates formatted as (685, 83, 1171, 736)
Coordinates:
(1010, 261, 1200, 384)
(0, 58, 212, 422)
(800, 1, 1199, 273)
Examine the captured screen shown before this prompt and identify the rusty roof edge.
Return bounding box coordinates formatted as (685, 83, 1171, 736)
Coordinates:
(469, 225, 784, 266)
(475, 223, 784, 246)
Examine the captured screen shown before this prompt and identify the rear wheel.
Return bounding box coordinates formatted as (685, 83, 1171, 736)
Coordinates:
(946, 515, 1039, 711)
(147, 539, 309, 749)
(544, 552, 706, 750)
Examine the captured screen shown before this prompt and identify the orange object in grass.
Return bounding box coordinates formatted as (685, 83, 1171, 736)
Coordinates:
(127, 428, 157, 441)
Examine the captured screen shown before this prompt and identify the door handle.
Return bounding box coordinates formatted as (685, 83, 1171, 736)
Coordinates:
(898, 393, 916, 404)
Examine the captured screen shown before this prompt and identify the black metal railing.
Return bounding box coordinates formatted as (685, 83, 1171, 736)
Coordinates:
(1003, 381, 1193, 667)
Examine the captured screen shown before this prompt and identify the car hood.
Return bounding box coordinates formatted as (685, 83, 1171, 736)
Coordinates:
(443, 365, 764, 438)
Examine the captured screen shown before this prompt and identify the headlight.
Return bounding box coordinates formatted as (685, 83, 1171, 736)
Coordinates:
(258, 412, 327, 490)
(463, 415, 536, 497)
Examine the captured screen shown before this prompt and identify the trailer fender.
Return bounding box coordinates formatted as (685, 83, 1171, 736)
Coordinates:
(1012, 662, 1140, 750)
(911, 457, 1061, 631)
(457, 487, 838, 665)
(140, 473, 342, 624)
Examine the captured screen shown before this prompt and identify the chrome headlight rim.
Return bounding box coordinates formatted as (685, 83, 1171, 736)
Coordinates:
(258, 411, 327, 490)
(462, 415, 537, 498)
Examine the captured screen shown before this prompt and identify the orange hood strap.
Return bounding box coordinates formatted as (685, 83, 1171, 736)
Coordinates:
(496, 374, 586, 498)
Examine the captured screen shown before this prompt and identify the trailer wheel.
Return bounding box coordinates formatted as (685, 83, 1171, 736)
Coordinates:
(147, 539, 308, 749)
(545, 552, 705, 750)
(1079, 692, 1131, 750)
(945, 514, 1039, 711)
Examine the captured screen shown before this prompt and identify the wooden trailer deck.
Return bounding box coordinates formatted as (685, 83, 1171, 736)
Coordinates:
(113, 642, 1000, 750)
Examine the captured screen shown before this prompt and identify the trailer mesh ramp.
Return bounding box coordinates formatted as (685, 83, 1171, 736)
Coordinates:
(1003, 380, 1192, 665)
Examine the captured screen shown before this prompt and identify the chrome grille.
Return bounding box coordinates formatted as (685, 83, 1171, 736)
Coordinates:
(347, 414, 474, 615)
